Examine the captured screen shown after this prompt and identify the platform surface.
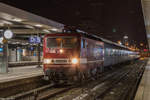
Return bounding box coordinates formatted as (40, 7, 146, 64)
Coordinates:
(135, 58, 150, 100)
(0, 65, 43, 83)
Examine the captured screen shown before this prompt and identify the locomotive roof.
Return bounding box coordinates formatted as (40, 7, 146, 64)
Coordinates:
(79, 32, 129, 50)
(44, 32, 130, 50)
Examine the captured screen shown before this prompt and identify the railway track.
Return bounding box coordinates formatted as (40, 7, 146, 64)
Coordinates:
(5, 61, 127, 100)
(75, 59, 147, 100)
(7, 83, 78, 100)
(50, 59, 146, 100)
(115, 61, 146, 100)
(71, 66, 132, 100)
(5, 59, 146, 100)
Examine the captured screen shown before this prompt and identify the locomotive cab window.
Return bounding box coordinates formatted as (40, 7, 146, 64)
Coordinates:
(62, 37, 77, 48)
(47, 38, 61, 48)
(47, 37, 77, 48)
(82, 39, 86, 48)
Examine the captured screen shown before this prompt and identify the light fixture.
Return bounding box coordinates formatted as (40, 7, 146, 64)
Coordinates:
(25, 25, 34, 29)
(43, 29, 50, 33)
(51, 28, 58, 31)
(25, 43, 29, 45)
(13, 18, 22, 22)
(35, 24, 42, 27)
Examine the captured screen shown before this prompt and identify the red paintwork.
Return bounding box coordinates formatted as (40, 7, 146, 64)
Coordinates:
(43, 33, 81, 59)
(43, 33, 104, 77)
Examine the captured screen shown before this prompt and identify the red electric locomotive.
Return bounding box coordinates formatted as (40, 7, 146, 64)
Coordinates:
(43, 33, 104, 82)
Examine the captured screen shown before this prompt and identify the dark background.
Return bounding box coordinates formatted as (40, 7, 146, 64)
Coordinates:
(1, 0, 148, 49)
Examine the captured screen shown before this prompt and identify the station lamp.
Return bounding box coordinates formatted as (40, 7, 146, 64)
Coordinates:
(13, 18, 22, 22)
(51, 28, 58, 31)
(35, 24, 42, 27)
(43, 29, 50, 33)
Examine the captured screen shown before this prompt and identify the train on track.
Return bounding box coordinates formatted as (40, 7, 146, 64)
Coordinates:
(43, 31, 139, 82)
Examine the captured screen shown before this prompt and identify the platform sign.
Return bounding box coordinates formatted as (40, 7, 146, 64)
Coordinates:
(36, 36, 41, 43)
(29, 36, 36, 43)
(29, 36, 41, 44)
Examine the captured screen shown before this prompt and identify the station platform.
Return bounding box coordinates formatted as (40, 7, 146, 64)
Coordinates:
(8, 61, 42, 67)
(135, 58, 150, 100)
(0, 65, 43, 83)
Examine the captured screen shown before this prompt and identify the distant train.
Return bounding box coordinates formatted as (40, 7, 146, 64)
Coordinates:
(43, 32, 139, 82)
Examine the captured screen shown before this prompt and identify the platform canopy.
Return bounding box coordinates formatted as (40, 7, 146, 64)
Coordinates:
(0, 3, 64, 34)
(141, 0, 150, 48)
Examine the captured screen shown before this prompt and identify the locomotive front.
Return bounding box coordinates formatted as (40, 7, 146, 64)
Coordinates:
(43, 34, 80, 81)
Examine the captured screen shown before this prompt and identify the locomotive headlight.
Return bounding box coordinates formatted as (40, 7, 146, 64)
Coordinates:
(60, 49, 63, 53)
(71, 58, 78, 64)
(44, 59, 52, 64)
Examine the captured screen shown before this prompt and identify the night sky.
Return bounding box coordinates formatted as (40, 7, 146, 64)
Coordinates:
(1, 0, 148, 48)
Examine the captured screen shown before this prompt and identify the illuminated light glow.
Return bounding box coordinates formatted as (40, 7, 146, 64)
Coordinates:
(44, 59, 52, 64)
(35, 24, 42, 27)
(140, 43, 144, 46)
(0, 37, 4, 44)
(144, 49, 148, 52)
(123, 35, 128, 39)
(23, 49, 27, 56)
(51, 28, 58, 31)
(147, 34, 150, 38)
(60, 49, 63, 53)
(71, 58, 78, 64)
(43, 29, 50, 33)
(117, 40, 122, 45)
(25, 25, 34, 29)
(13, 18, 22, 22)
(0, 48, 3, 52)
(112, 49, 115, 52)
(16, 42, 20, 44)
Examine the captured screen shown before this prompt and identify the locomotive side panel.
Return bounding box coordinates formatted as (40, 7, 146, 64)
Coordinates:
(80, 37, 104, 73)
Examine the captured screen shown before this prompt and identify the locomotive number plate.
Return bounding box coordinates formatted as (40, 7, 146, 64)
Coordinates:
(55, 60, 67, 63)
